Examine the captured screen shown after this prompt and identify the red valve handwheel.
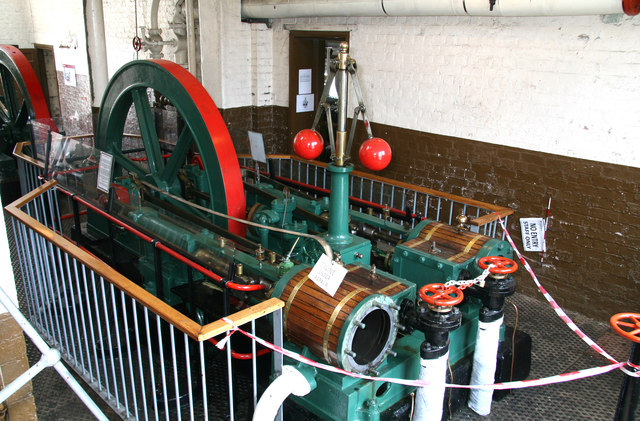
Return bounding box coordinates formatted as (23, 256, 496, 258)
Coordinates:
(132, 36, 142, 52)
(610, 313, 640, 344)
(419, 283, 464, 307)
(478, 256, 518, 274)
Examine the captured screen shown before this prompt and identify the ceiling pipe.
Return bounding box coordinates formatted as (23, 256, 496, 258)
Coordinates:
(241, 0, 640, 18)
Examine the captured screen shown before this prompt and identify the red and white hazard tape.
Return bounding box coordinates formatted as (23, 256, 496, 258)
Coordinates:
(496, 217, 619, 363)
(211, 216, 639, 391)
(496, 216, 639, 379)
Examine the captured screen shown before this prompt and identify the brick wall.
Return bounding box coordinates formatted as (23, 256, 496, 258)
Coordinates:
(269, 14, 640, 168)
(221, 105, 289, 155)
(340, 121, 639, 320)
(0, 0, 33, 47)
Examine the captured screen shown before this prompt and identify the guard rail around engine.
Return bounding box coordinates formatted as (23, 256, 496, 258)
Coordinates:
(5, 178, 285, 420)
(238, 154, 513, 239)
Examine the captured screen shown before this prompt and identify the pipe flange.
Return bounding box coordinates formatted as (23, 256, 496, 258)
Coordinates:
(338, 294, 398, 373)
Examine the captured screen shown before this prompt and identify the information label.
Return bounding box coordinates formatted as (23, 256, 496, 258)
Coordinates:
(97, 151, 114, 193)
(309, 253, 348, 297)
(248, 131, 267, 163)
(296, 94, 314, 113)
(298, 68, 312, 94)
(519, 217, 546, 252)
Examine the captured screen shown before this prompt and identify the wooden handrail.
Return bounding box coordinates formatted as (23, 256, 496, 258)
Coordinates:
(13, 142, 45, 170)
(5, 180, 284, 342)
(238, 153, 513, 225)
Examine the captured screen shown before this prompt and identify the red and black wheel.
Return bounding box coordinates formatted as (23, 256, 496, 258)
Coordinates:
(0, 45, 57, 153)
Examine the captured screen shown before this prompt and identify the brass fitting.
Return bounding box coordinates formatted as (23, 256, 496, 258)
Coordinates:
(338, 42, 349, 70)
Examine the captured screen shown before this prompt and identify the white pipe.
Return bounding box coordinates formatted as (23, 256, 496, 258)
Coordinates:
(84, 0, 109, 107)
(146, 0, 165, 59)
(387, 0, 624, 16)
(185, 0, 197, 75)
(242, 0, 385, 18)
(253, 365, 314, 421)
(241, 0, 628, 18)
(151, 0, 161, 29)
(468, 316, 503, 416)
(414, 351, 449, 421)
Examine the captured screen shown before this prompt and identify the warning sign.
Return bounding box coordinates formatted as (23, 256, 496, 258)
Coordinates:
(519, 218, 546, 252)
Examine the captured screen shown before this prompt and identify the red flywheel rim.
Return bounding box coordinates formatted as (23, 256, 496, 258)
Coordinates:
(0, 45, 58, 132)
(149, 60, 246, 237)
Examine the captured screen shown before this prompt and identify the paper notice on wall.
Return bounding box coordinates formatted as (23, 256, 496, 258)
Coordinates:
(248, 131, 267, 163)
(519, 218, 546, 252)
(63, 64, 76, 87)
(298, 68, 312, 94)
(296, 94, 314, 113)
(97, 151, 113, 193)
(309, 253, 348, 297)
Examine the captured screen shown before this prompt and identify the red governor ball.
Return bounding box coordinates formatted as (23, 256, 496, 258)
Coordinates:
(359, 137, 392, 171)
(293, 129, 324, 160)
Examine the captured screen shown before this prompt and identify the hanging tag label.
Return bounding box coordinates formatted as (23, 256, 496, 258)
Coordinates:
(309, 254, 348, 297)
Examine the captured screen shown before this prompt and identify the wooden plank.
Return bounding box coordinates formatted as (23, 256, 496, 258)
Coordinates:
(7, 179, 56, 209)
(198, 298, 284, 341)
(6, 182, 285, 342)
(13, 142, 45, 169)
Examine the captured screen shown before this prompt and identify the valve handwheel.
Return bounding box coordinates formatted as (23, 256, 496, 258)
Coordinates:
(478, 256, 518, 275)
(610, 313, 640, 343)
(419, 283, 464, 307)
(132, 36, 142, 52)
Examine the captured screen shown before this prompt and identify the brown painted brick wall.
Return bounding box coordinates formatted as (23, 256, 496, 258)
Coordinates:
(220, 105, 289, 155)
(356, 121, 639, 321)
(222, 107, 639, 320)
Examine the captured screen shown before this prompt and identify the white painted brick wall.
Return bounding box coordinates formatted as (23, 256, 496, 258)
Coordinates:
(0, 0, 34, 47)
(267, 14, 640, 168)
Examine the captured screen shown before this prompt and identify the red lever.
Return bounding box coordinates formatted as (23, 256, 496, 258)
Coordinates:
(610, 313, 640, 344)
(419, 283, 464, 307)
(478, 256, 518, 275)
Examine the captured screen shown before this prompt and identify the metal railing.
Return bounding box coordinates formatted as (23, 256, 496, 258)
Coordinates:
(239, 154, 513, 239)
(6, 173, 285, 420)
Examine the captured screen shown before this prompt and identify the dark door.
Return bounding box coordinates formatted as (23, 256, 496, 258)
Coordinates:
(288, 31, 349, 151)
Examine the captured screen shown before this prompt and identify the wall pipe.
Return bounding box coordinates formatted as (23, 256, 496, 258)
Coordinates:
(241, 0, 640, 18)
(185, 0, 198, 75)
(84, 0, 109, 108)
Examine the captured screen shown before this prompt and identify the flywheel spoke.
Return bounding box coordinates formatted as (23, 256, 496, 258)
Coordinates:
(0, 101, 9, 124)
(161, 127, 193, 182)
(113, 150, 148, 179)
(0, 66, 18, 120)
(16, 101, 28, 128)
(131, 87, 164, 175)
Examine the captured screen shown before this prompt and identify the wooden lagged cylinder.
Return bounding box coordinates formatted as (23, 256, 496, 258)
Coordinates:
(278, 264, 409, 373)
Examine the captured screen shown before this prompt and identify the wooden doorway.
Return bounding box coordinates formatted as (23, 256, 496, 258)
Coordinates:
(288, 31, 349, 153)
(21, 45, 61, 123)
